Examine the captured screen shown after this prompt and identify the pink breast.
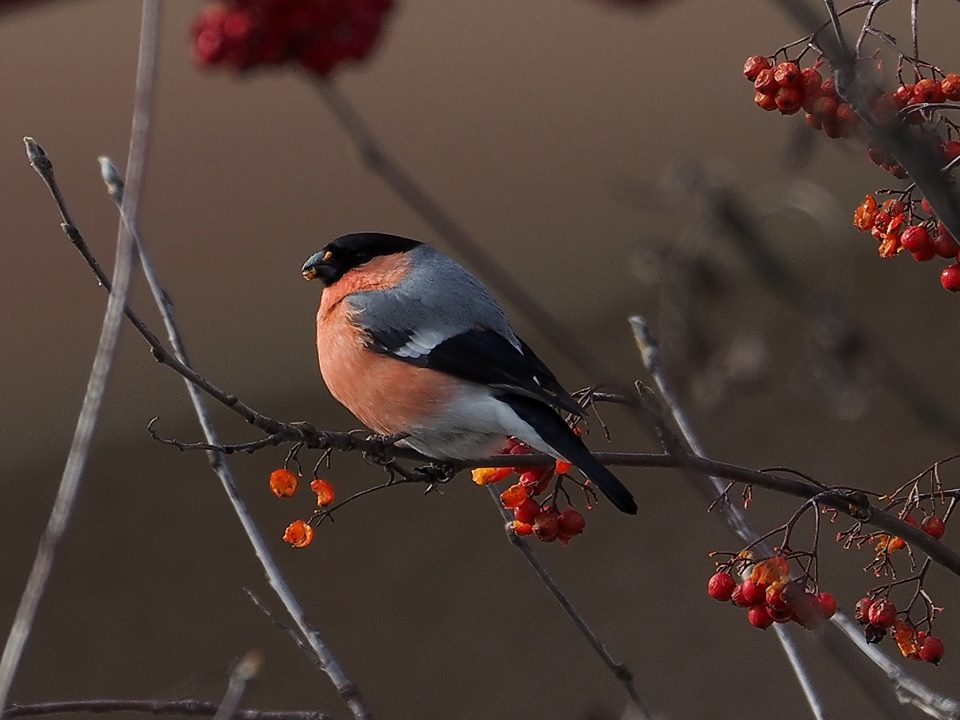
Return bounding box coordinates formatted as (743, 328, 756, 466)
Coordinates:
(316, 300, 456, 435)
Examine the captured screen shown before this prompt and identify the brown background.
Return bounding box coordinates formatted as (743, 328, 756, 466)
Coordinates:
(1, 1, 959, 718)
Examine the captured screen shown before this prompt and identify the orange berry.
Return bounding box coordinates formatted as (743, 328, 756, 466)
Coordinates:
(555, 459, 572, 475)
(853, 195, 878, 231)
(310, 478, 336, 506)
(510, 520, 534, 536)
(471, 466, 513, 486)
(499, 483, 528, 509)
(269, 468, 299, 498)
(943, 73, 960, 100)
(282, 520, 314, 548)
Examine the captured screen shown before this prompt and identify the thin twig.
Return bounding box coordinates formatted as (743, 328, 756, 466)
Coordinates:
(0, 3, 161, 710)
(630, 316, 829, 720)
(212, 652, 263, 720)
(2, 700, 329, 720)
(97, 158, 371, 720)
(485, 487, 652, 718)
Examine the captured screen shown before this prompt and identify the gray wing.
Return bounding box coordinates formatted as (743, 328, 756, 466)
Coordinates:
(347, 245, 582, 416)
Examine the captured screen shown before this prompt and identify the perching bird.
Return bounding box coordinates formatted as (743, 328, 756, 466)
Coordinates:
(301, 232, 638, 514)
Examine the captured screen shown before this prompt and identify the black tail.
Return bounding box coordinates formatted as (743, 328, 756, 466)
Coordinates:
(504, 397, 638, 515)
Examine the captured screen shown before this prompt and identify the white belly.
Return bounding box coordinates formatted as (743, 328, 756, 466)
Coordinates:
(397, 384, 560, 460)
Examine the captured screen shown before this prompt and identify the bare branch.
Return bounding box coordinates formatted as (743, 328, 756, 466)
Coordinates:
(2, 700, 329, 720)
(0, 2, 161, 709)
(97, 157, 372, 720)
(486, 488, 652, 717)
(630, 316, 829, 720)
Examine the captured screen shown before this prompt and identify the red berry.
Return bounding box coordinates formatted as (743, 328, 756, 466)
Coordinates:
(800, 67, 822, 97)
(935, 222, 960, 257)
(730, 584, 750, 607)
(708, 572, 737, 601)
(743, 54, 771, 81)
(532, 511, 560, 542)
(773, 61, 801, 87)
(754, 91, 777, 112)
(900, 225, 933, 253)
(835, 103, 857, 132)
(514, 498, 541, 525)
(943, 140, 960, 164)
(868, 598, 897, 628)
(855, 597, 874, 624)
(810, 95, 838, 122)
(913, 78, 946, 104)
(754, 68, 778, 94)
(557, 509, 586, 536)
(748, 604, 775, 629)
(919, 635, 945, 664)
(912, 247, 937, 262)
(741, 579, 766, 606)
(818, 592, 838, 619)
(765, 585, 788, 611)
(775, 87, 803, 114)
(821, 77, 837, 97)
(941, 264, 960, 292)
(921, 515, 946, 539)
(943, 73, 960, 100)
(895, 84, 915, 104)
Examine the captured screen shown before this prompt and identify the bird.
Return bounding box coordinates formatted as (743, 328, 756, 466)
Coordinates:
(301, 232, 638, 515)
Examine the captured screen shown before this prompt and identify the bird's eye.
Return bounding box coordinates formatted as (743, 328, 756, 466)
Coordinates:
(321, 250, 333, 262)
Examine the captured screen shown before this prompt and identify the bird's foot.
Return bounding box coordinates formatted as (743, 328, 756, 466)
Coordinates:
(356, 431, 409, 466)
(415, 460, 459, 495)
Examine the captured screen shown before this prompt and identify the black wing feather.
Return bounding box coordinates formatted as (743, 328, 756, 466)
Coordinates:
(365, 326, 582, 416)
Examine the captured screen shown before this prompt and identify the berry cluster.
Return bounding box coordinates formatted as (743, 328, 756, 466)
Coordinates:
(853, 595, 945, 663)
(191, 0, 395, 76)
(745, 52, 960, 293)
(269, 468, 336, 548)
(707, 555, 837, 630)
(744, 56, 860, 139)
(852, 193, 960, 290)
(473, 437, 589, 545)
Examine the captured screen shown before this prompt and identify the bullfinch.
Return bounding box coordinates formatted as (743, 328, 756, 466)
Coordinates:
(301, 232, 638, 515)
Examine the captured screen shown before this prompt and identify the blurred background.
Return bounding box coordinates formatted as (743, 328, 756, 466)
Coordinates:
(1, 1, 959, 718)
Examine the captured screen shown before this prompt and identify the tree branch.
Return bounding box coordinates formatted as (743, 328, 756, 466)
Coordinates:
(0, 2, 161, 710)
(97, 158, 372, 720)
(2, 700, 329, 720)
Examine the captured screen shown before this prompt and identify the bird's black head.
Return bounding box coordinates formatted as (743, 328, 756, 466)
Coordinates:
(301, 232, 422, 286)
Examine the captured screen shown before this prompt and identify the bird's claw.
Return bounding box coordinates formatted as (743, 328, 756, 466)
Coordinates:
(415, 461, 458, 495)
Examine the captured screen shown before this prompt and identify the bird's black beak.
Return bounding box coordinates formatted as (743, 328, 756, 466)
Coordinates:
(301, 250, 336, 283)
